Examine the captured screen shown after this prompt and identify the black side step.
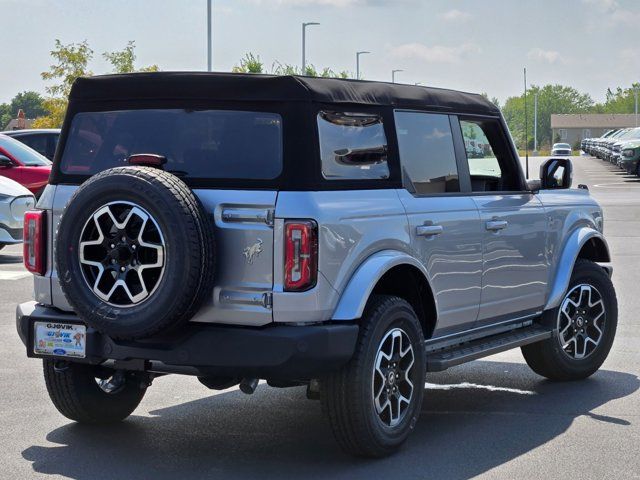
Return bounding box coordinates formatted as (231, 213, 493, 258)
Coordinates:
(426, 325, 553, 372)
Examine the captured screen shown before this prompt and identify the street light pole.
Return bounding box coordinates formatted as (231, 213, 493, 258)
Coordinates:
(635, 86, 639, 127)
(392, 69, 403, 83)
(356, 51, 370, 80)
(207, 0, 212, 71)
(534, 92, 538, 155)
(302, 22, 320, 74)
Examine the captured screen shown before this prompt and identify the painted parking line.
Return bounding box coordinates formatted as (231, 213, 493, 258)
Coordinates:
(0, 271, 31, 280)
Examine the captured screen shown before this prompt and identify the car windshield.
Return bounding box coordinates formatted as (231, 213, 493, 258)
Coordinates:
(0, 134, 51, 166)
(617, 129, 640, 140)
(60, 109, 283, 179)
(554, 143, 571, 149)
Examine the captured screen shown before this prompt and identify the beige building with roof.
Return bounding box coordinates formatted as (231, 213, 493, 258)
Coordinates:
(551, 114, 638, 147)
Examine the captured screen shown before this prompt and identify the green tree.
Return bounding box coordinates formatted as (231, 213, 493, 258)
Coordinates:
(502, 84, 594, 149)
(0, 103, 11, 129)
(10, 91, 46, 118)
(232, 53, 264, 74)
(103, 41, 159, 73)
(34, 40, 93, 128)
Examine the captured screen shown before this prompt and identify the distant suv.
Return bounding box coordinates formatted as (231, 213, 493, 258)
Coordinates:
(1, 129, 61, 161)
(16, 73, 617, 457)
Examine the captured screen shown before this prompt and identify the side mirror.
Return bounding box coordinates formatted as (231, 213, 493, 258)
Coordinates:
(540, 158, 573, 190)
(0, 155, 13, 168)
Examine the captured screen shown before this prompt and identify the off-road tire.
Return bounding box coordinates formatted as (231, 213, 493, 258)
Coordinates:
(321, 295, 426, 457)
(56, 166, 215, 340)
(43, 359, 146, 423)
(522, 259, 617, 381)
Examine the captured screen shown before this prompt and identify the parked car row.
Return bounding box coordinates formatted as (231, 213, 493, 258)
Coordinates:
(0, 175, 35, 251)
(582, 127, 640, 176)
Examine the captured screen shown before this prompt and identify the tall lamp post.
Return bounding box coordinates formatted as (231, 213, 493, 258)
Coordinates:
(634, 86, 639, 127)
(356, 51, 370, 80)
(302, 22, 320, 74)
(533, 92, 538, 155)
(392, 69, 403, 83)
(207, 0, 212, 71)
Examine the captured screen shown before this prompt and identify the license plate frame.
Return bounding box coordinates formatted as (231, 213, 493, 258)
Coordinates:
(33, 321, 87, 358)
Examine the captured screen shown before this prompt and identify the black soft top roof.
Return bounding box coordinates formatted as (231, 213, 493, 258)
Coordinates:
(70, 72, 499, 116)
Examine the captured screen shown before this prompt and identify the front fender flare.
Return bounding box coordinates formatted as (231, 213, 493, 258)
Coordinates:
(545, 227, 611, 310)
(332, 250, 434, 320)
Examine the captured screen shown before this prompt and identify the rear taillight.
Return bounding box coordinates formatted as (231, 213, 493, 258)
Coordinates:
(284, 220, 317, 292)
(23, 210, 46, 275)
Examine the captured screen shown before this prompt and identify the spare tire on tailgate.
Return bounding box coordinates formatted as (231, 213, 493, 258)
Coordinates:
(56, 166, 215, 340)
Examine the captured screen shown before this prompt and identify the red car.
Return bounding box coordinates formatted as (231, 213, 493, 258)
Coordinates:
(0, 133, 51, 198)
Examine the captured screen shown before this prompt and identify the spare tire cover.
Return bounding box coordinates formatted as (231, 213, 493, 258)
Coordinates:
(56, 166, 215, 340)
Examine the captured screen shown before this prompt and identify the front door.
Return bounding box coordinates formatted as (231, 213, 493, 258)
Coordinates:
(395, 111, 483, 335)
(457, 117, 548, 325)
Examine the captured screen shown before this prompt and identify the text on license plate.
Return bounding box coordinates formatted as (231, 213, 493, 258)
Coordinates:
(34, 321, 86, 358)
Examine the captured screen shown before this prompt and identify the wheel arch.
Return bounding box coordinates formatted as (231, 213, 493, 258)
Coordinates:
(332, 250, 438, 339)
(545, 227, 611, 310)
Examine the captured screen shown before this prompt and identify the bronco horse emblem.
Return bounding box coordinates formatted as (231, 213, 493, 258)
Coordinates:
(243, 238, 263, 264)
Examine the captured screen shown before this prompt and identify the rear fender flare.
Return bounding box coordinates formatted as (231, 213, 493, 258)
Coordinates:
(332, 250, 436, 320)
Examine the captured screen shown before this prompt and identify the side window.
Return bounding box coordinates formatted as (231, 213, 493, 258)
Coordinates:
(459, 119, 521, 192)
(19, 134, 48, 157)
(395, 111, 459, 194)
(317, 111, 389, 180)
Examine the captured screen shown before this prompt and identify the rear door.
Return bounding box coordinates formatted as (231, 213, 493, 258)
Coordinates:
(457, 117, 548, 325)
(394, 111, 483, 335)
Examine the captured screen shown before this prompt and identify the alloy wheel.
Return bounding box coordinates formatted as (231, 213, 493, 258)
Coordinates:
(557, 284, 606, 360)
(372, 327, 415, 427)
(79, 201, 165, 307)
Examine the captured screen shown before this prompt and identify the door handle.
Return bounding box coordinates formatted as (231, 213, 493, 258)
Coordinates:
(486, 220, 508, 232)
(416, 225, 444, 237)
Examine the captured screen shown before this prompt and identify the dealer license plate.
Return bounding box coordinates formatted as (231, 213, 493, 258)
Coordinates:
(33, 321, 86, 358)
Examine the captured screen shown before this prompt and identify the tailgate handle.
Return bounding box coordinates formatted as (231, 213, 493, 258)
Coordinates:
(221, 208, 274, 226)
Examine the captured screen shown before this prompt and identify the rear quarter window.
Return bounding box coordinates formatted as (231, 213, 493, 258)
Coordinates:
(59, 109, 283, 179)
(317, 111, 389, 180)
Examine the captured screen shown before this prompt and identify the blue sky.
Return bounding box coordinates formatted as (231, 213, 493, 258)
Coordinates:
(1, 0, 639, 104)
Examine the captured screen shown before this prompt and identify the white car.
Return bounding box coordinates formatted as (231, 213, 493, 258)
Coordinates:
(551, 143, 572, 156)
(0, 176, 35, 251)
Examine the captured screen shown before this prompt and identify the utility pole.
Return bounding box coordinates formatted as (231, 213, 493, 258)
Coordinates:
(302, 22, 320, 74)
(392, 69, 403, 83)
(207, 0, 212, 71)
(534, 92, 538, 155)
(356, 51, 370, 80)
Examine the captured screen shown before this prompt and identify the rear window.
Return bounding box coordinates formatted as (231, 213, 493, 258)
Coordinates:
(60, 109, 283, 179)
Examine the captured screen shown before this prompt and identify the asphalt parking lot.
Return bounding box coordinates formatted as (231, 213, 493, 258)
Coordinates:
(1, 155, 639, 480)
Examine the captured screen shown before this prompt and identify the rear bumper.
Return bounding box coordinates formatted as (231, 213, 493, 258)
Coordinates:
(16, 301, 359, 379)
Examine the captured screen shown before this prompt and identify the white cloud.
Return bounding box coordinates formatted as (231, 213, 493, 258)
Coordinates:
(439, 9, 471, 22)
(391, 42, 481, 64)
(582, 0, 640, 26)
(527, 48, 563, 64)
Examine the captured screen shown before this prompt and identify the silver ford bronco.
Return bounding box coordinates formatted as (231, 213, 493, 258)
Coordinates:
(16, 73, 616, 457)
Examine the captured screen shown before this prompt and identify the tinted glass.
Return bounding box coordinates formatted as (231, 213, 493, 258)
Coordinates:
(0, 134, 51, 166)
(60, 109, 283, 179)
(18, 134, 48, 157)
(395, 112, 459, 194)
(318, 111, 389, 180)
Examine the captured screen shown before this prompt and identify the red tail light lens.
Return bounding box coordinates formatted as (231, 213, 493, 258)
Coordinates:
(284, 220, 317, 292)
(23, 210, 46, 275)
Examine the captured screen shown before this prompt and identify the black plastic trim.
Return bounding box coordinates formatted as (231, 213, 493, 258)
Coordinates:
(16, 302, 359, 380)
